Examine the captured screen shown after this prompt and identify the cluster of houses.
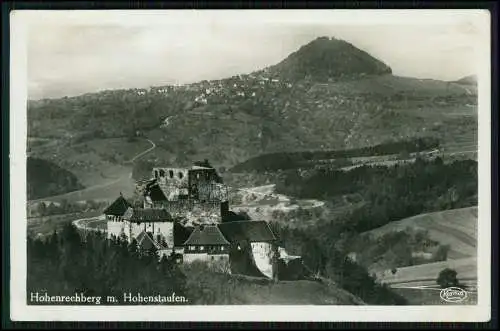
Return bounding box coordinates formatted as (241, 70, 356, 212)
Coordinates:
(104, 163, 303, 279)
(189, 73, 293, 107)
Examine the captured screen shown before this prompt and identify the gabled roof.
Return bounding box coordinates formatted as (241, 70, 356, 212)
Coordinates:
(136, 231, 163, 250)
(103, 195, 132, 216)
(174, 223, 194, 246)
(218, 220, 276, 243)
(147, 183, 168, 202)
(183, 225, 230, 246)
(123, 207, 172, 223)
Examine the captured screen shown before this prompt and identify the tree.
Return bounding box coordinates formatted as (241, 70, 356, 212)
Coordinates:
(46, 202, 59, 215)
(128, 238, 138, 256)
(433, 245, 450, 262)
(437, 268, 459, 288)
(37, 202, 47, 216)
(60, 199, 69, 213)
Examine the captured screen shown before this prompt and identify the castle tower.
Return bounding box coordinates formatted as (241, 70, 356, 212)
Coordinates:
(143, 163, 229, 225)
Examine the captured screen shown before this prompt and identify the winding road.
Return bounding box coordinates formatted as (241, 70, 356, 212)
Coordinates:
(73, 215, 107, 234)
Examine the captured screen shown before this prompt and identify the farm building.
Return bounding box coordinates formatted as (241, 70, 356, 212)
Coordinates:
(182, 224, 230, 264)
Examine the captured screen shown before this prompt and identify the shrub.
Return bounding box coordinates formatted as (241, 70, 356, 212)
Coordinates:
(437, 268, 459, 288)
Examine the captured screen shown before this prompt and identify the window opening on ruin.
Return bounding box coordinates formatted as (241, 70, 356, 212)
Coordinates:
(159, 169, 165, 177)
(211, 256, 214, 261)
(178, 172, 184, 179)
(154, 170, 159, 178)
(169, 170, 174, 178)
(196, 173, 200, 179)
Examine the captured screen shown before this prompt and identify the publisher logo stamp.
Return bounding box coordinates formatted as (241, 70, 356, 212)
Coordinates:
(440, 287, 468, 303)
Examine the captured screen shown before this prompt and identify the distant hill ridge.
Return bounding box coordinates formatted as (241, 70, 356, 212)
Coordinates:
(267, 36, 392, 81)
(28, 36, 477, 172)
(453, 75, 477, 86)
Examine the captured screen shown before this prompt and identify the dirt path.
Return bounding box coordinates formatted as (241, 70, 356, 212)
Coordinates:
(126, 139, 156, 163)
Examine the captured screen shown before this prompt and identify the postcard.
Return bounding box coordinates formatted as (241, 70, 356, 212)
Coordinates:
(9, 9, 492, 322)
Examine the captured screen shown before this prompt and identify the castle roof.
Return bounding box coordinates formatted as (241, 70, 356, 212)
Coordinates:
(103, 195, 132, 216)
(174, 223, 194, 246)
(218, 220, 276, 243)
(136, 231, 163, 250)
(123, 207, 173, 223)
(183, 224, 230, 246)
(147, 183, 168, 202)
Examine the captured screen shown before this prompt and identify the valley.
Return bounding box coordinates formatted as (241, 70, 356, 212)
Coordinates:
(355, 207, 478, 305)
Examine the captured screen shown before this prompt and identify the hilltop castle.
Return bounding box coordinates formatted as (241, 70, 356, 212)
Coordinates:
(103, 162, 300, 279)
(140, 164, 229, 224)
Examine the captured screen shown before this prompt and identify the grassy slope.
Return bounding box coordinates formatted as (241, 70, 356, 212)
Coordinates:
(366, 207, 478, 301)
(234, 279, 365, 305)
(27, 157, 85, 200)
(28, 137, 151, 187)
(365, 207, 478, 260)
(378, 257, 477, 285)
(29, 171, 136, 204)
(27, 74, 477, 174)
(28, 37, 477, 177)
(183, 268, 365, 305)
(27, 211, 102, 237)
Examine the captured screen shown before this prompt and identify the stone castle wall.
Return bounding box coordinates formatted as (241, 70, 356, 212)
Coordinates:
(107, 219, 174, 248)
(153, 200, 223, 224)
(250, 242, 276, 279)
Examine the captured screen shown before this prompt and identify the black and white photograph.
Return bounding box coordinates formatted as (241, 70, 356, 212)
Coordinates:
(9, 9, 492, 322)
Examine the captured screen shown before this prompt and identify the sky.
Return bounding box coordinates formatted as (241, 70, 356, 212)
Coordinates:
(24, 10, 487, 100)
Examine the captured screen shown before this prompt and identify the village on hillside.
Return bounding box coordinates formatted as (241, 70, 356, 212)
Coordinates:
(103, 161, 306, 280)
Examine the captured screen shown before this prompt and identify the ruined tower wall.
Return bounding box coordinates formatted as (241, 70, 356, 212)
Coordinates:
(153, 200, 222, 224)
(153, 167, 190, 199)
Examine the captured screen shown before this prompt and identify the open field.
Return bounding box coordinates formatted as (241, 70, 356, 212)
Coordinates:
(29, 138, 156, 204)
(365, 207, 478, 305)
(30, 169, 135, 205)
(234, 279, 364, 305)
(28, 211, 102, 237)
(183, 270, 365, 305)
(365, 207, 478, 260)
(28, 137, 153, 187)
(378, 257, 477, 285)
